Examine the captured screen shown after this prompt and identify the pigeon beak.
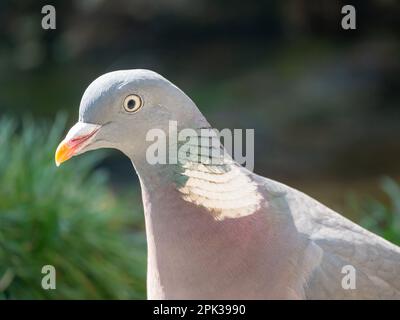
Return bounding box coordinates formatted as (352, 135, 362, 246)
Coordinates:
(55, 122, 101, 167)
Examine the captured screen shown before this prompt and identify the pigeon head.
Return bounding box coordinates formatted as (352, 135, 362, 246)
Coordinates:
(55, 69, 208, 166)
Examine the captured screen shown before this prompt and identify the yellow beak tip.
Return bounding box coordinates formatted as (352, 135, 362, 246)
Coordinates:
(54, 122, 101, 167)
(55, 141, 72, 167)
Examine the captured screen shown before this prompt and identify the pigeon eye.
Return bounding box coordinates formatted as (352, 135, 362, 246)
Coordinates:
(123, 94, 143, 113)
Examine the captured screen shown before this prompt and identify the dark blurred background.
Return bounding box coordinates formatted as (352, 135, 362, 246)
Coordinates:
(0, 0, 399, 216)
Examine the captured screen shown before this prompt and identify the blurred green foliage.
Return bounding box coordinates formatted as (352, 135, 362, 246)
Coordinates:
(0, 115, 146, 299)
(350, 177, 400, 246)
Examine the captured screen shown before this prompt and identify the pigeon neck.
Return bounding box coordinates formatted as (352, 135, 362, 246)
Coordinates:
(127, 128, 269, 299)
(130, 128, 262, 221)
